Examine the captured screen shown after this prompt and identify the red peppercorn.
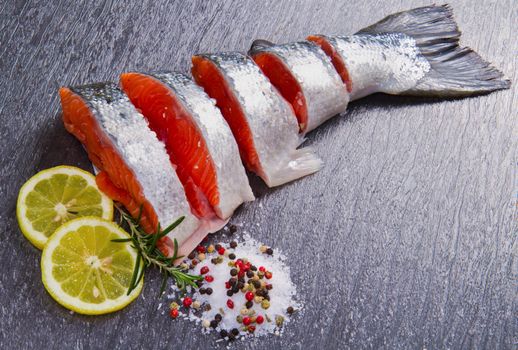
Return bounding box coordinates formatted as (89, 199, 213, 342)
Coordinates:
(259, 266, 266, 272)
(191, 259, 198, 266)
(243, 262, 250, 271)
(238, 270, 245, 278)
(170, 308, 179, 318)
(248, 325, 256, 333)
(265, 271, 272, 279)
(217, 247, 225, 255)
(200, 266, 209, 275)
(245, 291, 254, 301)
(183, 297, 192, 308)
(226, 299, 234, 309)
(256, 315, 264, 324)
(242, 317, 251, 326)
(196, 245, 206, 253)
(204, 275, 214, 282)
(225, 281, 231, 289)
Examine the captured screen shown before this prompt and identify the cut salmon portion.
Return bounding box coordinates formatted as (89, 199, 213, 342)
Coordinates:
(307, 35, 353, 93)
(120, 72, 216, 219)
(252, 52, 308, 132)
(191, 56, 262, 174)
(60, 87, 157, 233)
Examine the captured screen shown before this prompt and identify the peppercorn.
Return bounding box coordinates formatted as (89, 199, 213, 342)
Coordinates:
(190, 259, 197, 265)
(220, 329, 228, 338)
(265, 271, 272, 279)
(251, 280, 260, 289)
(257, 271, 265, 279)
(238, 276, 245, 283)
(248, 325, 256, 333)
(169, 301, 179, 310)
(254, 296, 263, 304)
(242, 316, 251, 326)
(236, 315, 243, 323)
(264, 294, 270, 301)
(232, 285, 239, 293)
(231, 328, 239, 336)
(198, 253, 205, 261)
(228, 333, 236, 341)
(259, 245, 267, 253)
(200, 266, 209, 275)
(192, 301, 201, 309)
(215, 243, 222, 251)
(188, 251, 196, 259)
(228, 253, 236, 260)
(195, 280, 203, 288)
(196, 245, 206, 254)
(230, 241, 238, 248)
(210, 258, 218, 264)
(229, 224, 237, 234)
(256, 315, 264, 324)
(261, 299, 270, 309)
(246, 270, 254, 278)
(245, 291, 254, 301)
(202, 319, 210, 328)
(266, 248, 273, 255)
(226, 290, 233, 297)
(276, 315, 284, 327)
(246, 301, 253, 309)
(207, 244, 215, 253)
(226, 299, 234, 309)
(183, 297, 192, 308)
(287, 306, 294, 315)
(205, 288, 213, 295)
(217, 247, 225, 255)
(210, 320, 218, 328)
(180, 263, 189, 270)
(265, 283, 273, 290)
(250, 265, 257, 271)
(215, 313, 222, 322)
(230, 268, 238, 276)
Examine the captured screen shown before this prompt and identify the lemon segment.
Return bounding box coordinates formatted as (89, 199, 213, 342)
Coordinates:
(41, 217, 142, 315)
(17, 166, 113, 249)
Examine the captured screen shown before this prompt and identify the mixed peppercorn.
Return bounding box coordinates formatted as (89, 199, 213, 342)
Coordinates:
(167, 232, 297, 341)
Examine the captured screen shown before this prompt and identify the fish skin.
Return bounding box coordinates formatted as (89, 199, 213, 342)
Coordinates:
(250, 41, 349, 133)
(149, 72, 255, 219)
(66, 83, 202, 248)
(195, 52, 322, 187)
(321, 34, 431, 101)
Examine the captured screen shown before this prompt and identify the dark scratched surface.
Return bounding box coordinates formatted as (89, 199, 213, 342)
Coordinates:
(0, 0, 516, 349)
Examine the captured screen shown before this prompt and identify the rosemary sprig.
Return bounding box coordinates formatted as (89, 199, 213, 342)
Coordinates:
(113, 206, 202, 296)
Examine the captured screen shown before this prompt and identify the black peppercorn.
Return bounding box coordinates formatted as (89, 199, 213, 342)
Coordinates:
(232, 285, 239, 293)
(231, 328, 239, 336)
(226, 290, 233, 297)
(230, 268, 238, 276)
(287, 306, 294, 315)
(264, 295, 270, 301)
(246, 270, 254, 278)
(250, 265, 257, 271)
(230, 241, 238, 248)
(215, 243, 222, 251)
(188, 251, 196, 259)
(199, 288, 206, 295)
(246, 301, 253, 309)
(228, 253, 236, 260)
(266, 248, 273, 255)
(206, 287, 213, 295)
(210, 320, 218, 328)
(229, 225, 237, 234)
(220, 329, 228, 338)
(237, 282, 244, 290)
(252, 280, 261, 289)
(215, 313, 222, 322)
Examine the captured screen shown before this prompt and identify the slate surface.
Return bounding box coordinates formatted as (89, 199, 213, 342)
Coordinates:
(0, 0, 516, 349)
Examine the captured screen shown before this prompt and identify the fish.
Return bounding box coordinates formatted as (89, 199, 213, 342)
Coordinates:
(191, 52, 322, 187)
(250, 4, 510, 132)
(59, 5, 510, 261)
(59, 83, 225, 258)
(120, 71, 255, 220)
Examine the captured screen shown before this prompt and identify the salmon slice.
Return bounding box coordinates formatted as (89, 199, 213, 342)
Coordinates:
(120, 71, 254, 219)
(307, 35, 353, 93)
(249, 40, 349, 133)
(59, 83, 224, 258)
(192, 52, 322, 187)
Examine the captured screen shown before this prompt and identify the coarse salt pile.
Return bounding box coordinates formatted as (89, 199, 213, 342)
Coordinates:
(167, 233, 301, 340)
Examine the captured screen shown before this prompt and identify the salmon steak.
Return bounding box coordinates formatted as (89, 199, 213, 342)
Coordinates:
(120, 71, 254, 220)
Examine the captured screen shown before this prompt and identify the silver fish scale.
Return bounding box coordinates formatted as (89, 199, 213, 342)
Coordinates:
(199, 52, 322, 187)
(71, 83, 200, 244)
(255, 41, 349, 132)
(325, 34, 430, 100)
(150, 72, 255, 219)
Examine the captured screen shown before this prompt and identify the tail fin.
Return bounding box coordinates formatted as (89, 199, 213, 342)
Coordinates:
(358, 4, 510, 97)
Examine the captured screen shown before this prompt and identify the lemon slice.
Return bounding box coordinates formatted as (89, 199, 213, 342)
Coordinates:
(17, 166, 113, 249)
(41, 217, 143, 315)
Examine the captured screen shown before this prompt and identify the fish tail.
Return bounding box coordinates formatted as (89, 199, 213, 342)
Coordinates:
(264, 147, 323, 187)
(358, 4, 511, 97)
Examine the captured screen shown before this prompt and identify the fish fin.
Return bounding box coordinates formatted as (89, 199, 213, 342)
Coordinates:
(358, 4, 510, 96)
(265, 147, 323, 187)
(249, 39, 275, 56)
